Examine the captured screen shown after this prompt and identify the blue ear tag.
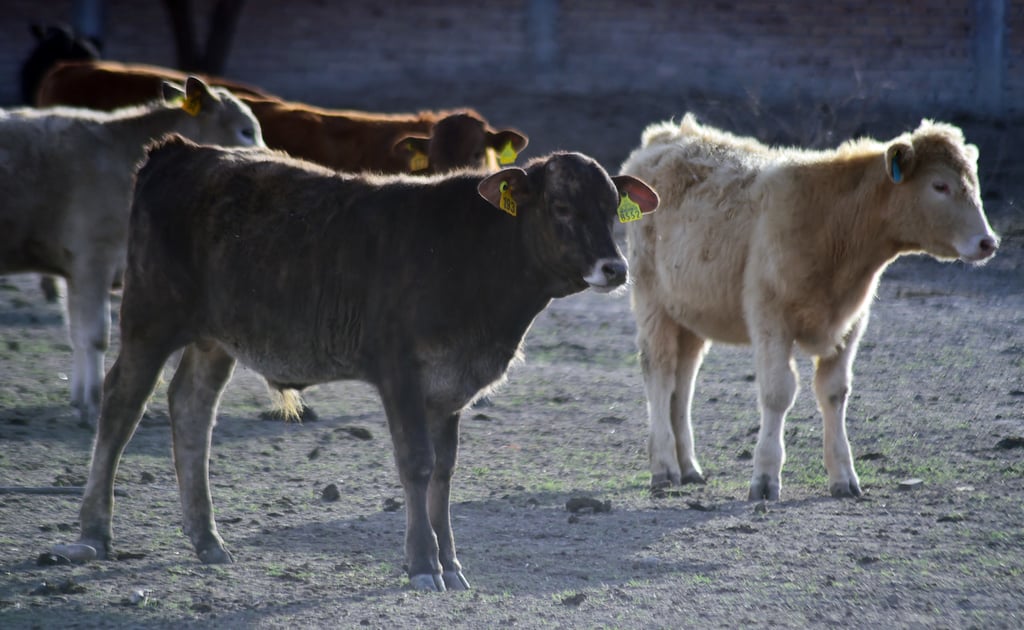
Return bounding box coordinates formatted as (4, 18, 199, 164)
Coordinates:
(891, 158, 902, 183)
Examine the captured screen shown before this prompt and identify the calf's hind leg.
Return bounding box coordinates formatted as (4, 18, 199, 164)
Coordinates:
(63, 342, 173, 560)
(167, 341, 237, 564)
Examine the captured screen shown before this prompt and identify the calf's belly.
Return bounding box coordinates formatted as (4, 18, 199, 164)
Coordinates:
(655, 262, 750, 344)
(215, 338, 364, 387)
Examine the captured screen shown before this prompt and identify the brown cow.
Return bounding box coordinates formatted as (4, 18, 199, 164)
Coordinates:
(240, 97, 528, 174)
(52, 135, 657, 591)
(35, 59, 273, 107)
(36, 60, 529, 174)
(621, 114, 997, 500)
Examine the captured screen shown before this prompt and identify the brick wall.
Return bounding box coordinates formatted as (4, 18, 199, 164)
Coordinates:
(1, 0, 1020, 117)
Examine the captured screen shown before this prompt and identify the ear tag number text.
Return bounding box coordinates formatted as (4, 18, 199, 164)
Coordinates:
(499, 180, 517, 216)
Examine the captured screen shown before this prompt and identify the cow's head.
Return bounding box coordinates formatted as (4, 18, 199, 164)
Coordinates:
(477, 152, 658, 296)
(162, 76, 265, 149)
(395, 111, 528, 174)
(884, 120, 997, 263)
(20, 23, 101, 104)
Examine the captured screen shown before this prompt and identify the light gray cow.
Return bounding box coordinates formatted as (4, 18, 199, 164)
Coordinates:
(0, 77, 263, 426)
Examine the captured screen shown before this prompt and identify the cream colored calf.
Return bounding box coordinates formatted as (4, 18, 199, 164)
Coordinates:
(0, 77, 263, 427)
(622, 114, 997, 500)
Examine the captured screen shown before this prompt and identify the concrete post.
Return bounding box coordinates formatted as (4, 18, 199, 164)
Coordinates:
(973, 0, 1006, 117)
(527, 0, 560, 89)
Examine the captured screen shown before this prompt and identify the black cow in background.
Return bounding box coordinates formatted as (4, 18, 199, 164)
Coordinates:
(20, 23, 101, 106)
(20, 23, 103, 304)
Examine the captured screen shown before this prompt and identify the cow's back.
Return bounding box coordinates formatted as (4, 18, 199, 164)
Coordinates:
(242, 98, 438, 173)
(622, 116, 770, 343)
(128, 137, 512, 386)
(36, 60, 274, 109)
(0, 108, 128, 274)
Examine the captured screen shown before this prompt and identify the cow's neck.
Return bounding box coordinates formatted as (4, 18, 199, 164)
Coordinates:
(803, 160, 906, 300)
(103, 105, 191, 159)
(455, 215, 554, 341)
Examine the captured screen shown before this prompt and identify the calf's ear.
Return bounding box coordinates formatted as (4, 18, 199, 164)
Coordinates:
(487, 129, 530, 165)
(182, 76, 219, 115)
(393, 135, 431, 172)
(885, 142, 915, 184)
(478, 167, 529, 214)
(612, 175, 659, 214)
(965, 143, 980, 164)
(161, 80, 185, 103)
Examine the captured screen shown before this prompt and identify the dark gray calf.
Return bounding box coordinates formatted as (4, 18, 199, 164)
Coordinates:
(58, 136, 657, 591)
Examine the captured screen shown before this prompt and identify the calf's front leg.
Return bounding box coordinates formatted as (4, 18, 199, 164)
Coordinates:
(65, 268, 113, 427)
(637, 304, 708, 488)
(428, 411, 469, 590)
(378, 373, 444, 591)
(749, 333, 798, 501)
(813, 315, 868, 498)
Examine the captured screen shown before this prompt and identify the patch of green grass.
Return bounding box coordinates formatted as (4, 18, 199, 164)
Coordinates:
(688, 573, 714, 586)
(533, 478, 569, 493)
(265, 563, 314, 582)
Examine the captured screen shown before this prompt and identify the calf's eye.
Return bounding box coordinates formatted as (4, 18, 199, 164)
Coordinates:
(932, 181, 950, 194)
(240, 128, 255, 140)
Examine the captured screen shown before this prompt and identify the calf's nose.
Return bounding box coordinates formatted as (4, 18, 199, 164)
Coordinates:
(978, 235, 998, 258)
(601, 259, 628, 286)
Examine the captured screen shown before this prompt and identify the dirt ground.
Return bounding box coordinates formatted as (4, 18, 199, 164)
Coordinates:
(1, 93, 1024, 629)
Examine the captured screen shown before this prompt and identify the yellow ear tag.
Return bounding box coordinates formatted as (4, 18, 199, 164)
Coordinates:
(498, 140, 518, 165)
(499, 180, 517, 216)
(409, 149, 429, 172)
(617, 192, 643, 223)
(181, 93, 201, 117)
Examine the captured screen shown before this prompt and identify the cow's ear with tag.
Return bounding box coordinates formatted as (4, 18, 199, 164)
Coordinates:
(486, 129, 529, 166)
(885, 141, 915, 184)
(174, 76, 218, 117)
(161, 80, 185, 104)
(478, 168, 529, 217)
(612, 175, 659, 222)
(393, 135, 431, 172)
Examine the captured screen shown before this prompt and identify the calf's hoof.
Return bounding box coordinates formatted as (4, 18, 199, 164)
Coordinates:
(650, 468, 705, 491)
(40, 277, 61, 303)
(77, 407, 99, 429)
(409, 573, 446, 591)
(829, 479, 863, 498)
(679, 469, 707, 485)
(197, 545, 234, 564)
(442, 570, 470, 590)
(748, 474, 780, 501)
